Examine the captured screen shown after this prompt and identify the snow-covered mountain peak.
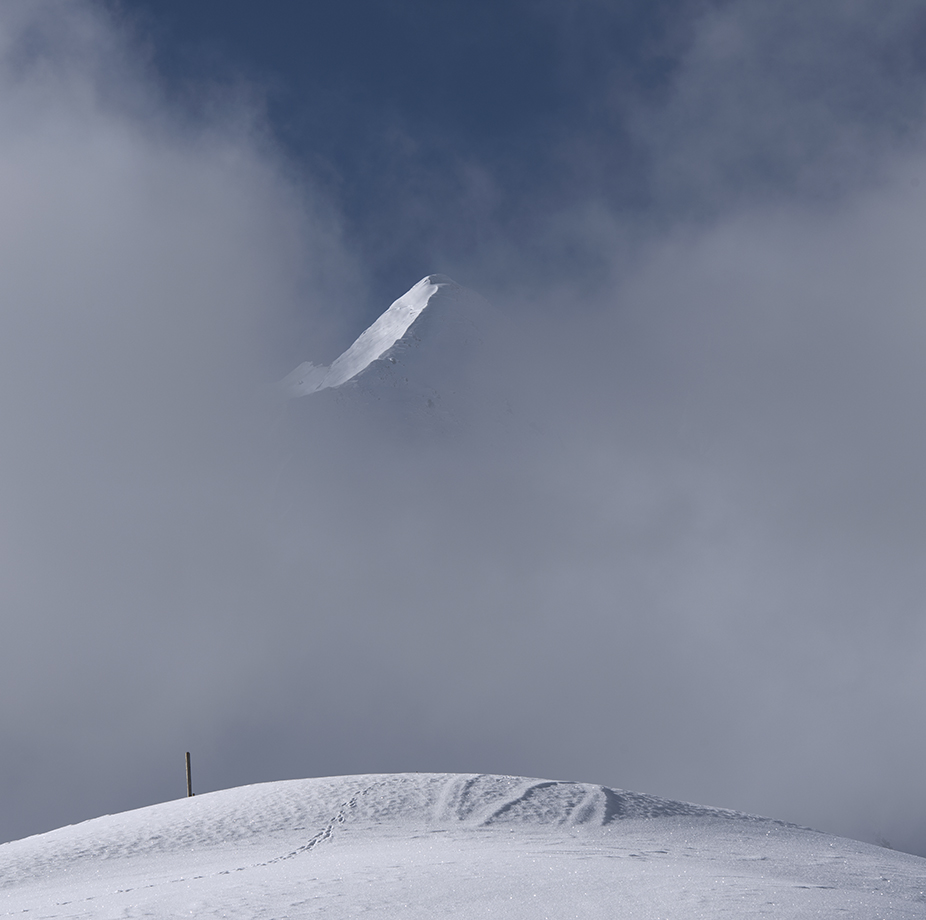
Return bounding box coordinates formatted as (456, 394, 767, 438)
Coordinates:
(283, 274, 467, 397)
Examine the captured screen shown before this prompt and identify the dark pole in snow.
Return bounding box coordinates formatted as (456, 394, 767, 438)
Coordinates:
(185, 751, 194, 797)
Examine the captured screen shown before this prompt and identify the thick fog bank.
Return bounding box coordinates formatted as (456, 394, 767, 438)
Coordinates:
(1, 0, 925, 860)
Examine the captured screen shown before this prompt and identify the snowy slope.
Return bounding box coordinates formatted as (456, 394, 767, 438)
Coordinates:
(282, 274, 509, 436)
(2, 773, 924, 918)
(283, 275, 475, 397)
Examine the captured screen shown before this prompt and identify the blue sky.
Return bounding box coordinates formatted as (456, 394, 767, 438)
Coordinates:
(112, 0, 926, 307)
(2, 0, 926, 859)
(109, 1, 720, 309)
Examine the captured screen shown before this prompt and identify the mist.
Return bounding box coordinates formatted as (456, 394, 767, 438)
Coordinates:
(1, 0, 925, 859)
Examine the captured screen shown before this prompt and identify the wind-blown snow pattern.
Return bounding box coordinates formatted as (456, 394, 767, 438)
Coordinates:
(2, 773, 924, 918)
(283, 275, 462, 396)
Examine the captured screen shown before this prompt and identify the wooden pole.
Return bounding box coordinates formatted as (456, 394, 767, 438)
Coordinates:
(185, 751, 194, 797)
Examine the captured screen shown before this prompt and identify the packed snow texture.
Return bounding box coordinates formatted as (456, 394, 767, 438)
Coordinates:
(2, 773, 924, 918)
(283, 275, 463, 396)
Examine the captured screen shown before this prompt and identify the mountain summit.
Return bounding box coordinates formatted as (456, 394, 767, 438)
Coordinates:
(282, 274, 499, 434)
(283, 275, 479, 398)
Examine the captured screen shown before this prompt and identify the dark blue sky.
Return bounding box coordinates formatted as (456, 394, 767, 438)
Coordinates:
(109, 0, 926, 310)
(111, 0, 690, 301)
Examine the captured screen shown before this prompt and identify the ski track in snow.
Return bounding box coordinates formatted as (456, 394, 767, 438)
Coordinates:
(2, 772, 925, 918)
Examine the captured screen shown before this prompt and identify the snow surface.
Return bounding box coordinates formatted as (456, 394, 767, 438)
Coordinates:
(283, 275, 458, 396)
(281, 272, 508, 436)
(2, 772, 924, 918)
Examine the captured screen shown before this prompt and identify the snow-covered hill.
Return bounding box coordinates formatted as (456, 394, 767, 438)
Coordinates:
(2, 772, 924, 918)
